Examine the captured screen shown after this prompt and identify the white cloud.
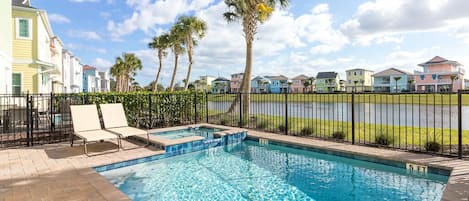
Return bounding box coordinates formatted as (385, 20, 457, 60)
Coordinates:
(48, 13, 71, 24)
(65, 43, 107, 54)
(341, 0, 469, 45)
(107, 0, 215, 40)
(69, 0, 99, 2)
(92, 58, 113, 70)
(68, 30, 102, 40)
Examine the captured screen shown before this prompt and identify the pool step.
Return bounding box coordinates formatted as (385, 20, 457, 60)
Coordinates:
(259, 138, 269, 145)
(406, 163, 428, 174)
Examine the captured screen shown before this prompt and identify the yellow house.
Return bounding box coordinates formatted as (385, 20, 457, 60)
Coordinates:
(12, 0, 59, 94)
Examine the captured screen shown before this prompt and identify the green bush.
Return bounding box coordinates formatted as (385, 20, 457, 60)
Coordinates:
(332, 131, 345, 140)
(425, 141, 441, 152)
(220, 118, 230, 126)
(54, 91, 205, 128)
(256, 120, 268, 129)
(278, 123, 288, 132)
(300, 127, 314, 136)
(375, 132, 393, 146)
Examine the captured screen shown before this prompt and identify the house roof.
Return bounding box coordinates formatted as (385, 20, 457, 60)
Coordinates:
(418, 56, 462, 67)
(291, 74, 310, 80)
(265, 75, 288, 81)
(213, 77, 229, 82)
(83, 65, 96, 71)
(12, 0, 34, 8)
(316, 72, 338, 79)
(372, 68, 412, 77)
(345, 68, 374, 73)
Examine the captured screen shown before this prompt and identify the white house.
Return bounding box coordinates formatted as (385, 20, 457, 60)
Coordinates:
(0, 0, 12, 94)
(70, 56, 82, 93)
(99, 71, 110, 92)
(50, 36, 64, 93)
(62, 49, 72, 93)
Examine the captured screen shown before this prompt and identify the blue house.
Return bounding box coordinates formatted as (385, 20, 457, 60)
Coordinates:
(265, 75, 289, 93)
(251, 76, 271, 93)
(82, 65, 98, 92)
(372, 68, 414, 92)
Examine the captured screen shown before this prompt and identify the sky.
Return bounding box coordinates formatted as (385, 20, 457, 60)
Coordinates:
(34, 0, 469, 87)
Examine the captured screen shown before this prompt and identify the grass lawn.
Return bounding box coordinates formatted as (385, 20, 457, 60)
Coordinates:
(208, 111, 469, 150)
(208, 93, 469, 105)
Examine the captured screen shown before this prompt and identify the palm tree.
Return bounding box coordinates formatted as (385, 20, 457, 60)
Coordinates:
(303, 80, 310, 93)
(393, 77, 401, 93)
(168, 25, 186, 92)
(110, 53, 143, 92)
(224, 0, 289, 115)
(174, 16, 207, 90)
(407, 79, 415, 92)
(148, 33, 171, 92)
(308, 77, 315, 92)
(450, 75, 459, 92)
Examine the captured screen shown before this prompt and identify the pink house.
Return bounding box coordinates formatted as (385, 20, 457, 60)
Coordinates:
(414, 56, 465, 92)
(230, 73, 244, 93)
(291, 74, 312, 93)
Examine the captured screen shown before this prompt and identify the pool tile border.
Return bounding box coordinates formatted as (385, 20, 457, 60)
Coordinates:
(95, 130, 247, 172)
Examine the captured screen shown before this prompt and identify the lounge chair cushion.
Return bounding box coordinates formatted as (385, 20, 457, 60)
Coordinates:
(107, 126, 147, 138)
(100, 103, 129, 128)
(75, 130, 118, 142)
(70, 105, 102, 132)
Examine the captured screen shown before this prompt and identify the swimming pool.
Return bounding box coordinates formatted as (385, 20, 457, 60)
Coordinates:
(152, 127, 224, 140)
(99, 140, 447, 201)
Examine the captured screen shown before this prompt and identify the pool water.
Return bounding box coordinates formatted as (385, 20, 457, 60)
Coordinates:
(152, 127, 223, 140)
(100, 141, 448, 201)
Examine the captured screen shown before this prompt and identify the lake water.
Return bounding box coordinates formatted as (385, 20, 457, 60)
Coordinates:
(208, 101, 469, 130)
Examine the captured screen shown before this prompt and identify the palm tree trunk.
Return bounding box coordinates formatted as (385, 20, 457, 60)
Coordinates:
(154, 50, 163, 92)
(169, 52, 179, 92)
(184, 37, 193, 90)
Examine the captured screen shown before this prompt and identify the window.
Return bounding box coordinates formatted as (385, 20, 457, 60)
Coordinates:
(12, 73, 22, 95)
(354, 72, 357, 76)
(432, 74, 437, 80)
(420, 75, 425, 80)
(16, 18, 32, 39)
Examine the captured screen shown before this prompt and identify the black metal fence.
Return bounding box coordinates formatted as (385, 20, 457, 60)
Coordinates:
(207, 91, 469, 159)
(0, 92, 207, 148)
(1, 91, 468, 159)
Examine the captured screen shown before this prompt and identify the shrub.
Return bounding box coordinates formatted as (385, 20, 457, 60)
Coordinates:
(425, 141, 441, 152)
(278, 123, 288, 132)
(220, 117, 230, 126)
(300, 127, 314, 136)
(375, 132, 393, 146)
(256, 120, 268, 129)
(332, 131, 345, 140)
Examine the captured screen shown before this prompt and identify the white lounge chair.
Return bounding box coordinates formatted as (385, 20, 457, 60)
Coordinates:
(70, 105, 120, 155)
(100, 103, 150, 149)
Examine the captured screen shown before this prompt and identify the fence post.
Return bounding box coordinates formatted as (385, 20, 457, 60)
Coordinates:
(194, 93, 198, 124)
(285, 92, 288, 135)
(50, 92, 54, 140)
(458, 90, 462, 159)
(351, 92, 355, 145)
(26, 93, 31, 147)
(239, 93, 243, 128)
(148, 93, 152, 129)
(205, 93, 209, 123)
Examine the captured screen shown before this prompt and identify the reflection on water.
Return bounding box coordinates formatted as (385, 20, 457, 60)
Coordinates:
(209, 101, 469, 130)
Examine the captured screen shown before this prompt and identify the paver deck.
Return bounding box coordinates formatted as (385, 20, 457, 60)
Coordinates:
(0, 124, 468, 201)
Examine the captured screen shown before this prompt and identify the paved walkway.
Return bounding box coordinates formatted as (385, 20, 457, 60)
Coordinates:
(0, 124, 468, 201)
(0, 139, 163, 201)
